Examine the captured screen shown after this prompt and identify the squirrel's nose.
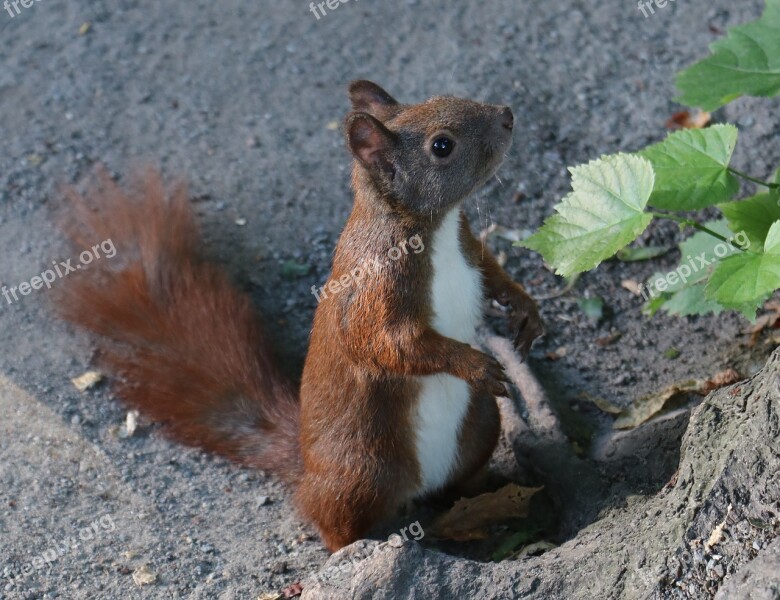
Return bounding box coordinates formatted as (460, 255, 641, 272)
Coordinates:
(500, 107, 514, 131)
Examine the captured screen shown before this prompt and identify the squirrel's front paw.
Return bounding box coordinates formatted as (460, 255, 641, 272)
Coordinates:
(463, 350, 510, 397)
(498, 286, 544, 360)
(511, 303, 544, 360)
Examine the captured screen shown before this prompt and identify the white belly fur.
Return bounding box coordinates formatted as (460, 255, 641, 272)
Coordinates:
(413, 209, 483, 494)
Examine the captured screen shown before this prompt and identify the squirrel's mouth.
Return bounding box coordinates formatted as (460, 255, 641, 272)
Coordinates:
(483, 137, 512, 178)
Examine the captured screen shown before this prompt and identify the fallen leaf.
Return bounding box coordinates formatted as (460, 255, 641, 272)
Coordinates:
(595, 332, 622, 347)
(430, 484, 543, 541)
(577, 296, 604, 323)
(71, 371, 103, 392)
(621, 279, 643, 296)
(326, 120, 339, 131)
(26, 154, 43, 166)
(614, 381, 701, 430)
(281, 261, 311, 279)
(491, 528, 539, 561)
(518, 540, 557, 558)
(745, 302, 780, 346)
(132, 565, 157, 587)
(282, 260, 311, 279)
(583, 393, 623, 415)
(705, 504, 732, 551)
(258, 594, 283, 600)
(78, 21, 92, 36)
(700, 368, 741, 395)
(545, 346, 567, 361)
(664, 347, 681, 360)
(665, 110, 711, 130)
(616, 246, 670, 262)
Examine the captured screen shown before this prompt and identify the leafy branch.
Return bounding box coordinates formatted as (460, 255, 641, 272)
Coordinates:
(519, 0, 780, 321)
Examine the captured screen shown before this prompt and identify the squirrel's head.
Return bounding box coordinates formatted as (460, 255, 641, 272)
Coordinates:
(345, 80, 513, 216)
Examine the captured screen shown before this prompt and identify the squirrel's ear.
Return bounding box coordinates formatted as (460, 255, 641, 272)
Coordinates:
(348, 81, 399, 118)
(346, 113, 397, 178)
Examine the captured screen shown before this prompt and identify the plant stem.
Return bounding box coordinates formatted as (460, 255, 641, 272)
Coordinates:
(651, 212, 742, 249)
(727, 167, 779, 189)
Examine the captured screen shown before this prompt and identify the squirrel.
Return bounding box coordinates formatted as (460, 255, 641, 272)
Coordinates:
(55, 80, 544, 552)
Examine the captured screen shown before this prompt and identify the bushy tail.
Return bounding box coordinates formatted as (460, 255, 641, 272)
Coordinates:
(56, 167, 301, 483)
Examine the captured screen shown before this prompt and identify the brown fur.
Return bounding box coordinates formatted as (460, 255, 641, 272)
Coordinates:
(54, 82, 543, 553)
(56, 169, 301, 481)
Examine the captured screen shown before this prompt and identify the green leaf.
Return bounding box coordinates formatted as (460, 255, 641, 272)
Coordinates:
(520, 154, 654, 278)
(676, 0, 780, 110)
(638, 125, 740, 210)
(491, 528, 540, 562)
(645, 220, 736, 295)
(616, 246, 670, 262)
(664, 347, 681, 360)
(577, 296, 605, 323)
(281, 260, 311, 279)
(642, 294, 671, 317)
(705, 221, 780, 318)
(662, 283, 725, 317)
(678, 219, 736, 254)
(719, 193, 780, 250)
(643, 220, 736, 316)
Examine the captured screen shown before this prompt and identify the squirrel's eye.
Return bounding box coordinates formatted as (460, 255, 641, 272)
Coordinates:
(431, 137, 454, 158)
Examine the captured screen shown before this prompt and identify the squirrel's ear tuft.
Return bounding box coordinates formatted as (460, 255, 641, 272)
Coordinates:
(346, 113, 397, 178)
(348, 81, 399, 118)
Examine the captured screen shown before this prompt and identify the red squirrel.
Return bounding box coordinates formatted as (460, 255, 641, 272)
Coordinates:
(56, 81, 544, 552)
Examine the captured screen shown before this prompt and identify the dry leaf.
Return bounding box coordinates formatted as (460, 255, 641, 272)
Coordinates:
(583, 393, 623, 415)
(620, 279, 643, 296)
(595, 332, 622, 347)
(700, 368, 741, 395)
(705, 504, 732, 551)
(78, 21, 92, 36)
(71, 371, 103, 392)
(745, 303, 780, 346)
(326, 120, 339, 131)
(132, 565, 157, 587)
(430, 484, 543, 541)
(613, 367, 742, 430)
(614, 381, 700, 430)
(258, 594, 283, 600)
(545, 347, 567, 361)
(665, 110, 711, 130)
(518, 540, 557, 557)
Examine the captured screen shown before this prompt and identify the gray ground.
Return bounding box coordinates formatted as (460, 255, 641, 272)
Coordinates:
(0, 0, 778, 598)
